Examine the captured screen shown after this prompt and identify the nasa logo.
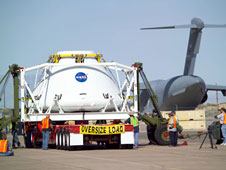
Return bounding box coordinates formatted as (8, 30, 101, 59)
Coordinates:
(75, 72, 88, 82)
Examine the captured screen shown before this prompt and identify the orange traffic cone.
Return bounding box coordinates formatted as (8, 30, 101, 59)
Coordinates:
(181, 141, 188, 146)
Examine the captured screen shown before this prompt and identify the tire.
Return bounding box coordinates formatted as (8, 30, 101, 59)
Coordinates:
(24, 131, 33, 148)
(154, 124, 171, 145)
(31, 133, 41, 148)
(59, 128, 63, 150)
(65, 130, 70, 150)
(66, 130, 72, 151)
(146, 125, 157, 144)
(118, 144, 133, 149)
(62, 128, 67, 150)
(56, 129, 60, 149)
(106, 143, 120, 149)
(126, 144, 133, 149)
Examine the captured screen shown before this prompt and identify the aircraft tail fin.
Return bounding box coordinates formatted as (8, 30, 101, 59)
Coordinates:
(141, 18, 226, 75)
(183, 18, 203, 75)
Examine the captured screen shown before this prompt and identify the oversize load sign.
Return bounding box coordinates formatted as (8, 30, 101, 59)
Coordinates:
(80, 125, 125, 135)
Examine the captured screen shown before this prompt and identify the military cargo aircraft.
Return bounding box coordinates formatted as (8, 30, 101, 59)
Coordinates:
(140, 18, 226, 112)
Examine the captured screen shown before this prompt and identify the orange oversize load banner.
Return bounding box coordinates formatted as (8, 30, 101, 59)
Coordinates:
(80, 125, 125, 135)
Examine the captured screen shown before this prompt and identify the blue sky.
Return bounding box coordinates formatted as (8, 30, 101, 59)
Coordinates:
(1, 0, 226, 107)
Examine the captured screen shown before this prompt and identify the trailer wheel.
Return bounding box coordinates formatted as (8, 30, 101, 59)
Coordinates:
(64, 130, 67, 150)
(65, 130, 70, 150)
(24, 131, 33, 148)
(59, 128, 64, 150)
(126, 144, 133, 149)
(66, 130, 72, 151)
(154, 124, 170, 145)
(62, 128, 67, 150)
(56, 129, 60, 149)
(31, 133, 41, 148)
(106, 143, 120, 149)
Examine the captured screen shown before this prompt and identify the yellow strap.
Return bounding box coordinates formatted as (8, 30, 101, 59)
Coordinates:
(49, 53, 103, 63)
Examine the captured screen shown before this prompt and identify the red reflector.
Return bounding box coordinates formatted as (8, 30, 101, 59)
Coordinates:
(163, 131, 169, 138)
(37, 123, 42, 132)
(75, 126, 80, 133)
(70, 126, 80, 133)
(125, 125, 134, 131)
(32, 136, 35, 141)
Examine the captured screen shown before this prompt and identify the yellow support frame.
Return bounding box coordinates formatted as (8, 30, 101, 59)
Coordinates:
(48, 53, 103, 63)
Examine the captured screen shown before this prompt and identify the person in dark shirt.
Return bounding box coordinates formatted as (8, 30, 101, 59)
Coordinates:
(12, 122, 21, 148)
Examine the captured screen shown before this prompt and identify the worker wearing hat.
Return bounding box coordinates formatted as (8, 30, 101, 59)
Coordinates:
(125, 112, 141, 148)
(167, 111, 178, 146)
(0, 133, 14, 156)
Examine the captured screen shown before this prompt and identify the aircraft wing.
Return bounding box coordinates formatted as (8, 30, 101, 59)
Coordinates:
(206, 85, 226, 96)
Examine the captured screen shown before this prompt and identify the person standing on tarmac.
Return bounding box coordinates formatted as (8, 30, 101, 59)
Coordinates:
(0, 133, 14, 156)
(42, 114, 53, 150)
(125, 112, 141, 148)
(12, 121, 21, 148)
(217, 107, 226, 145)
(167, 112, 178, 146)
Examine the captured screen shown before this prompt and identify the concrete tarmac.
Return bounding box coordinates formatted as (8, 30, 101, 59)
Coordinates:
(1, 130, 226, 170)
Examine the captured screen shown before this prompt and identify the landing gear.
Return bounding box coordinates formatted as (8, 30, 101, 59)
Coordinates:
(154, 125, 170, 145)
(146, 125, 157, 144)
(147, 124, 170, 145)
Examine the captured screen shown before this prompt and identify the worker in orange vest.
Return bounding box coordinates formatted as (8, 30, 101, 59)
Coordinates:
(167, 111, 178, 146)
(0, 133, 14, 156)
(41, 115, 53, 150)
(217, 107, 226, 145)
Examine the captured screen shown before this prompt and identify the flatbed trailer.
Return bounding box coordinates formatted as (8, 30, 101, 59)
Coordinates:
(27, 122, 134, 149)
(20, 52, 139, 149)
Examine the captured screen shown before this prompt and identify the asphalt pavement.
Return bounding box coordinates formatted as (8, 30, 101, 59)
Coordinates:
(1, 126, 226, 170)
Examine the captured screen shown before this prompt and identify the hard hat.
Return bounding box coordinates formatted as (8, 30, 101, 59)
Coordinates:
(171, 110, 176, 114)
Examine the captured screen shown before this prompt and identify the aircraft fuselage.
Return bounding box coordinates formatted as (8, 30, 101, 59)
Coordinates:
(140, 75, 207, 112)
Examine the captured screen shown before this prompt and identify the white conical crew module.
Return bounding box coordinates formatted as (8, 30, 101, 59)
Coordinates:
(31, 51, 122, 112)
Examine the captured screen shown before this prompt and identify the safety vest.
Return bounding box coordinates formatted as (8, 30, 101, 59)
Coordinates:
(0, 140, 8, 153)
(224, 113, 226, 124)
(42, 118, 49, 129)
(167, 117, 177, 128)
(130, 117, 139, 127)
